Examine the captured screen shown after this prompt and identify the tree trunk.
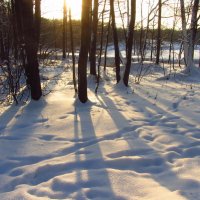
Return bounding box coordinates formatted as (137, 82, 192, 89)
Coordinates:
(155, 0, 162, 64)
(62, 0, 67, 59)
(69, 8, 77, 93)
(104, 15, 111, 71)
(0, 32, 5, 60)
(20, 0, 42, 100)
(187, 0, 199, 70)
(123, 0, 136, 86)
(78, 0, 92, 103)
(35, 0, 41, 49)
(180, 0, 188, 67)
(95, 0, 107, 93)
(90, 0, 98, 76)
(110, 0, 121, 83)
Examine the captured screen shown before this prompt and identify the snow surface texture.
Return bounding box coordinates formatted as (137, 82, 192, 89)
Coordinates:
(0, 61, 200, 200)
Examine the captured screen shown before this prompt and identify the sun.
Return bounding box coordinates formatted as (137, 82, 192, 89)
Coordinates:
(41, 0, 82, 19)
(66, 0, 82, 18)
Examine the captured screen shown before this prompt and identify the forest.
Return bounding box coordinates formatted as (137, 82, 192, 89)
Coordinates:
(0, 0, 200, 199)
(0, 0, 199, 103)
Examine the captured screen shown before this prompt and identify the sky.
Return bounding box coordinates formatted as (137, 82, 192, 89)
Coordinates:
(41, 0, 179, 29)
(41, 0, 82, 19)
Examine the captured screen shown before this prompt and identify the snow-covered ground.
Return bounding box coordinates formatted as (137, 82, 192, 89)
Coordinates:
(107, 43, 200, 64)
(0, 60, 200, 200)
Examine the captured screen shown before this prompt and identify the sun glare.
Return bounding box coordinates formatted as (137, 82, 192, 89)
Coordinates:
(42, 0, 82, 19)
(66, 0, 82, 18)
(41, 0, 174, 28)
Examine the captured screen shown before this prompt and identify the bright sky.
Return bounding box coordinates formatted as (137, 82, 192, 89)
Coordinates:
(41, 0, 82, 19)
(41, 0, 178, 28)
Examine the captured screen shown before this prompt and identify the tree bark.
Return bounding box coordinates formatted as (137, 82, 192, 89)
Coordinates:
(62, 0, 67, 59)
(90, 0, 98, 76)
(78, 0, 92, 103)
(69, 8, 77, 93)
(123, 0, 136, 86)
(110, 0, 121, 83)
(20, 0, 42, 100)
(155, 0, 162, 64)
(180, 0, 188, 67)
(35, 0, 41, 48)
(187, 0, 199, 69)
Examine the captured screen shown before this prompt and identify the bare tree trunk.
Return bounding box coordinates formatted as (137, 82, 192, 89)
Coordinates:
(62, 0, 67, 59)
(110, 0, 121, 83)
(10, 0, 18, 61)
(187, 0, 199, 70)
(90, 0, 99, 76)
(0, 32, 5, 60)
(118, 0, 127, 55)
(95, 0, 107, 93)
(123, 0, 136, 86)
(155, 0, 162, 64)
(104, 15, 111, 71)
(78, 0, 92, 103)
(150, 20, 155, 61)
(35, 0, 41, 49)
(127, 0, 130, 26)
(20, 0, 42, 100)
(69, 8, 77, 94)
(180, 0, 188, 67)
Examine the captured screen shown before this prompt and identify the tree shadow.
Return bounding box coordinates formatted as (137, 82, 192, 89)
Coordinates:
(94, 86, 200, 200)
(0, 98, 47, 174)
(0, 61, 67, 136)
(0, 104, 22, 135)
(73, 102, 126, 199)
(41, 60, 70, 94)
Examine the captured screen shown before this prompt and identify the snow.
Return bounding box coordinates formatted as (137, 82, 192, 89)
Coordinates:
(0, 60, 200, 200)
(107, 43, 200, 65)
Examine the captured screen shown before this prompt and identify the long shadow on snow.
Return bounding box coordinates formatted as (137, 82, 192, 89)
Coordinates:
(0, 98, 47, 176)
(95, 84, 200, 200)
(1, 100, 125, 199)
(0, 104, 22, 135)
(0, 60, 67, 136)
(0, 60, 69, 174)
(134, 83, 200, 129)
(72, 103, 125, 199)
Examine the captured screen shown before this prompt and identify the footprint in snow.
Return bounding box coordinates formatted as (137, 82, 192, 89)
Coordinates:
(58, 115, 68, 119)
(189, 133, 200, 140)
(0, 126, 6, 131)
(141, 134, 156, 142)
(9, 169, 24, 177)
(172, 102, 179, 110)
(107, 149, 152, 158)
(15, 114, 21, 119)
(39, 135, 54, 141)
(34, 118, 48, 124)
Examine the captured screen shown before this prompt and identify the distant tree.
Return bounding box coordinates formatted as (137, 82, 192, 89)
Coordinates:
(104, 15, 111, 71)
(69, 7, 77, 93)
(78, 0, 92, 103)
(62, 0, 67, 59)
